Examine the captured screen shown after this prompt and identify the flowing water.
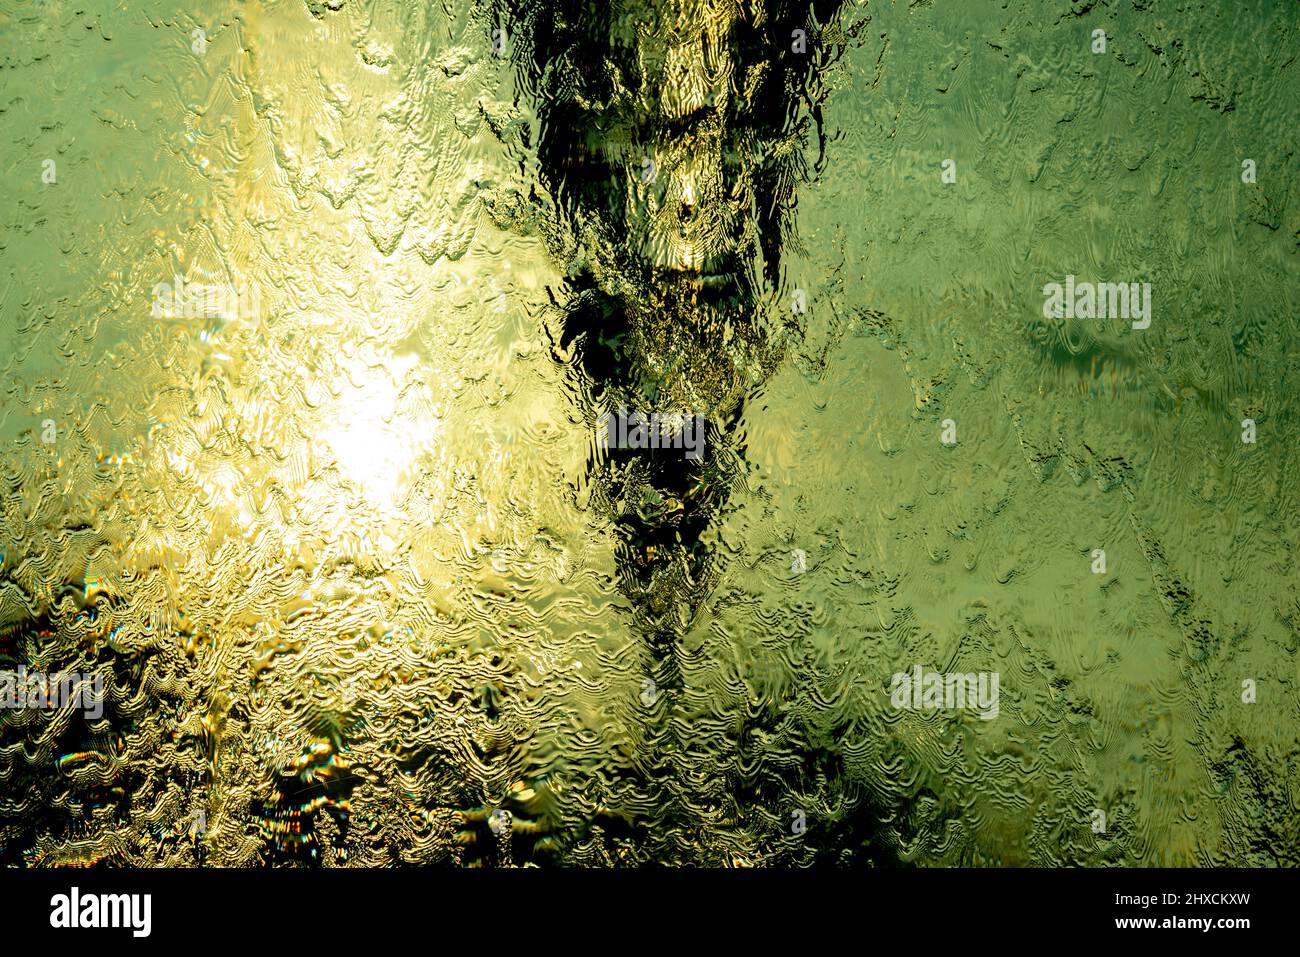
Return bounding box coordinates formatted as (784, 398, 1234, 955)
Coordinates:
(0, 0, 1297, 866)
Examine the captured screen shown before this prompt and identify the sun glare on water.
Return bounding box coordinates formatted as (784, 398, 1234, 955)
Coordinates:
(317, 352, 437, 509)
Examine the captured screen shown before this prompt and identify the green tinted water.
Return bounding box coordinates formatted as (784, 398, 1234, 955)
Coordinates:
(0, 0, 1296, 866)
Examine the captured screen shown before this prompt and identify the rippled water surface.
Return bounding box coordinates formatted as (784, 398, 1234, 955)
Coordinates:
(1, 0, 1297, 866)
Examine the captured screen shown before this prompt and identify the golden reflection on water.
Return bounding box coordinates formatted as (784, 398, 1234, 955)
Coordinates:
(316, 352, 437, 508)
(0, 0, 1297, 868)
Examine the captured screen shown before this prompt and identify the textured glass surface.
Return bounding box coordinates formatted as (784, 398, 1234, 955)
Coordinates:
(0, 0, 1296, 867)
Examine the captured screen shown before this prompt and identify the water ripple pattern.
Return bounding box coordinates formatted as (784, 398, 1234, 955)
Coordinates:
(0, 0, 1296, 866)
